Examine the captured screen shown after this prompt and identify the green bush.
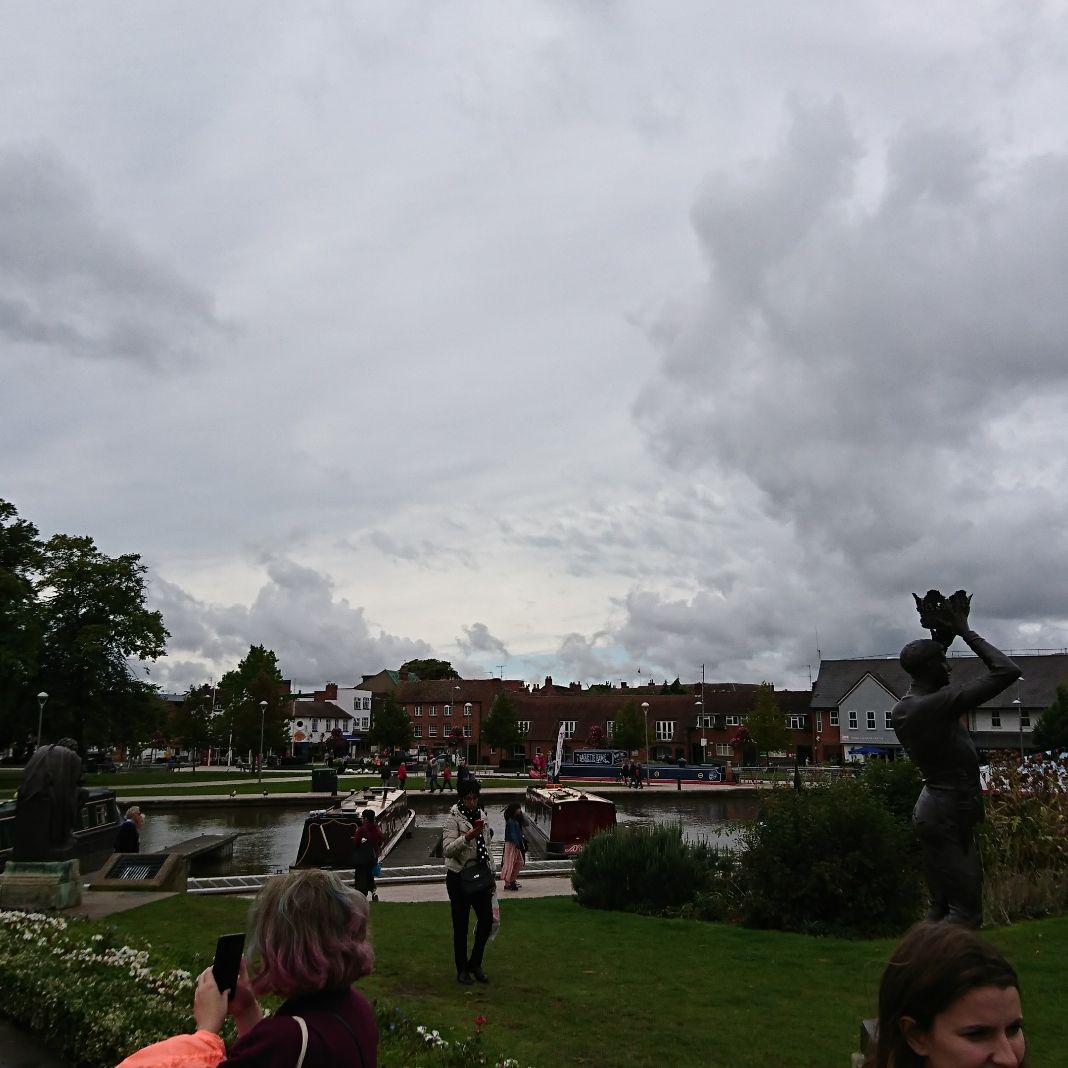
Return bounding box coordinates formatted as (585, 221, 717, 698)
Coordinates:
(859, 759, 923, 828)
(740, 779, 923, 937)
(980, 752, 1068, 923)
(571, 823, 741, 919)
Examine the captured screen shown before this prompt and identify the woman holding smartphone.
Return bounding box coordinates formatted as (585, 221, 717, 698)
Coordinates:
(442, 779, 496, 985)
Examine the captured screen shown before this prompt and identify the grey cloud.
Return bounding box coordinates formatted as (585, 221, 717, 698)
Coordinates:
(458, 622, 510, 658)
(148, 560, 433, 689)
(0, 146, 225, 367)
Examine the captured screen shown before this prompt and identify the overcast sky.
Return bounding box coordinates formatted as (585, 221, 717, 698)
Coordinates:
(5, 2, 1068, 694)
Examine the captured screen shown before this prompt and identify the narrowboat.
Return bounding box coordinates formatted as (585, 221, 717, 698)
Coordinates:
(292, 786, 414, 869)
(523, 784, 616, 858)
(0, 786, 123, 874)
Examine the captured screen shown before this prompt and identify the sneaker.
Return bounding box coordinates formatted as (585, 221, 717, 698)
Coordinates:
(471, 969, 489, 984)
(371, 892, 379, 902)
(457, 971, 475, 985)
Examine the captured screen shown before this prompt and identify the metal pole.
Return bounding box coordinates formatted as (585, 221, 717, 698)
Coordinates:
(258, 700, 267, 785)
(641, 701, 650, 782)
(36, 691, 48, 749)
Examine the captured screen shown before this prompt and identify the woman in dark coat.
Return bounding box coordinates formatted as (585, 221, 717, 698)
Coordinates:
(351, 810, 384, 901)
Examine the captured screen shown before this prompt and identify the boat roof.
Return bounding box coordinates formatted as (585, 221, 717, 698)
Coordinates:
(526, 785, 613, 806)
(310, 786, 407, 817)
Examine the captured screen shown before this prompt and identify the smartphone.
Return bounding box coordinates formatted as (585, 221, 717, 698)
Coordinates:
(472, 818, 485, 830)
(212, 932, 245, 997)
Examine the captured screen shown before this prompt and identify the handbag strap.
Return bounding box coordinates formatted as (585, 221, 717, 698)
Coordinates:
(293, 1016, 308, 1068)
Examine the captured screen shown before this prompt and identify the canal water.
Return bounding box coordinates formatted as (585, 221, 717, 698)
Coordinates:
(138, 792, 761, 876)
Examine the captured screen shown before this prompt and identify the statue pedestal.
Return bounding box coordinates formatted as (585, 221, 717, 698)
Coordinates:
(0, 860, 83, 910)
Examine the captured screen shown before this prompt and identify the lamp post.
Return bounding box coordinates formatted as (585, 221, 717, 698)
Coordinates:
(641, 701, 650, 778)
(1012, 676, 1025, 758)
(258, 700, 267, 785)
(36, 691, 48, 749)
(696, 663, 706, 765)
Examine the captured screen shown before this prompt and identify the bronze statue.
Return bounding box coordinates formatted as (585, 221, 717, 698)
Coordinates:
(13, 738, 88, 861)
(892, 591, 1021, 927)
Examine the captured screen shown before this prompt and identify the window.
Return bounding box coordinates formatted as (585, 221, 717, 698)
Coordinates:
(517, 721, 530, 735)
(655, 721, 674, 741)
(816, 712, 823, 733)
(991, 710, 1001, 729)
(513, 743, 526, 759)
(725, 715, 740, 726)
(848, 710, 858, 730)
(866, 711, 876, 730)
(535, 747, 542, 756)
(606, 720, 615, 737)
(363, 697, 371, 710)
(353, 698, 360, 711)
(830, 709, 839, 727)
(1021, 710, 1031, 728)
(312, 718, 319, 731)
(414, 725, 422, 739)
(787, 715, 806, 730)
(716, 743, 732, 757)
(429, 705, 437, 717)
(464, 704, 472, 717)
(700, 714, 715, 728)
(563, 720, 576, 739)
(413, 706, 422, 717)
(428, 725, 437, 738)
(444, 704, 452, 716)
(884, 711, 893, 731)
(463, 724, 472, 738)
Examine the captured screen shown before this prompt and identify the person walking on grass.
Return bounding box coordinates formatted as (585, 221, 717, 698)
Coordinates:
(501, 802, 527, 891)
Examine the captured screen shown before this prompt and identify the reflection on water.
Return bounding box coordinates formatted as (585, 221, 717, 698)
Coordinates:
(139, 793, 761, 875)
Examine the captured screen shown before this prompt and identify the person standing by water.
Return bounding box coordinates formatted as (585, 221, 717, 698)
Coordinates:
(630, 761, 644, 790)
(379, 756, 391, 789)
(501, 802, 527, 891)
(442, 780, 495, 985)
(442, 762, 453, 793)
(426, 757, 439, 793)
(115, 806, 144, 853)
(351, 809, 384, 901)
(397, 761, 408, 792)
(457, 760, 473, 796)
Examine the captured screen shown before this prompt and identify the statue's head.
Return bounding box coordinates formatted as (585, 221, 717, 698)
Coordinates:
(900, 638, 950, 686)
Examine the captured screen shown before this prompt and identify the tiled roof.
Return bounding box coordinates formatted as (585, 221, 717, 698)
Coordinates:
(812, 653, 1068, 709)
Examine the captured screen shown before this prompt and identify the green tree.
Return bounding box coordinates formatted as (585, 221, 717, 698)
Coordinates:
(612, 699, 647, 755)
(482, 692, 520, 756)
(745, 684, 791, 765)
(0, 501, 44, 753)
(217, 645, 288, 762)
(398, 658, 459, 680)
(1034, 684, 1068, 751)
(368, 692, 413, 752)
(34, 533, 168, 751)
(168, 684, 215, 772)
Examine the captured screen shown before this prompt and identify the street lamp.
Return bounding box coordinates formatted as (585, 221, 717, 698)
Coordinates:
(36, 691, 48, 749)
(641, 701, 650, 777)
(696, 663, 706, 764)
(258, 700, 267, 785)
(1012, 676, 1025, 758)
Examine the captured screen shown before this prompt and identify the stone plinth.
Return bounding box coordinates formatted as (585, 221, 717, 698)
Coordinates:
(0, 860, 83, 910)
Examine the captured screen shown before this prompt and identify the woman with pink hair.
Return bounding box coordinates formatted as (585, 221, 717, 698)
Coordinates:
(118, 869, 376, 1068)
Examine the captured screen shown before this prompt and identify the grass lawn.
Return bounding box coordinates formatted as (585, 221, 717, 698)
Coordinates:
(102, 894, 1068, 1068)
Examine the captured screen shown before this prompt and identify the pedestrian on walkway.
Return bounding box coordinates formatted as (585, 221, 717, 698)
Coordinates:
(351, 809, 384, 901)
(115, 806, 144, 853)
(397, 761, 408, 792)
(442, 763, 452, 793)
(426, 758, 439, 793)
(501, 802, 527, 891)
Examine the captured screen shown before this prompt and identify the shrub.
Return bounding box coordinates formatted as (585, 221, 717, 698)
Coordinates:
(571, 823, 741, 919)
(740, 779, 923, 936)
(859, 759, 923, 828)
(980, 751, 1068, 923)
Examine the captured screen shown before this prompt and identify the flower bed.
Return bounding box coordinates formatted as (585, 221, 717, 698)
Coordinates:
(0, 909, 533, 1068)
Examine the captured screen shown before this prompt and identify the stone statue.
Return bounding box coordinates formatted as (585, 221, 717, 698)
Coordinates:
(892, 591, 1021, 927)
(13, 738, 88, 861)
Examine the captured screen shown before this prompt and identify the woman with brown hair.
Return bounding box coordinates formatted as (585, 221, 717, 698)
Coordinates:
(869, 922, 1026, 1068)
